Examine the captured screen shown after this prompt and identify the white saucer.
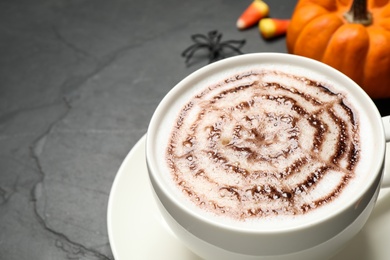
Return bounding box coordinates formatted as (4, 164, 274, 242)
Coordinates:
(107, 135, 390, 260)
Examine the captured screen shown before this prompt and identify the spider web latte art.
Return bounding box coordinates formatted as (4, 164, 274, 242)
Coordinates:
(166, 70, 361, 220)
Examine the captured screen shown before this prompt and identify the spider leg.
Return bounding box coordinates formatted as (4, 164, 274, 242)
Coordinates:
(182, 43, 210, 63)
(219, 40, 246, 55)
(219, 45, 243, 55)
(182, 43, 202, 57)
(184, 48, 201, 63)
(191, 34, 209, 44)
(221, 39, 246, 50)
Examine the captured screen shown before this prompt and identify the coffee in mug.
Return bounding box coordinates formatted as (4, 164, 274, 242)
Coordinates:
(146, 53, 390, 260)
(165, 69, 365, 228)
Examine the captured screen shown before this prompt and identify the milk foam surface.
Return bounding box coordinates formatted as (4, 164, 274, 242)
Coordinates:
(166, 69, 362, 223)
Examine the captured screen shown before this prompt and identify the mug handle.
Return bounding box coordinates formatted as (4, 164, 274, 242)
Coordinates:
(381, 115, 390, 188)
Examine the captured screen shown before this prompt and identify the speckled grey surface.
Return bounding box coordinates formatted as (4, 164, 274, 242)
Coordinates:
(0, 0, 389, 259)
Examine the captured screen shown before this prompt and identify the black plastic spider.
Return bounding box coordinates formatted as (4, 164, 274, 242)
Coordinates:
(182, 30, 246, 65)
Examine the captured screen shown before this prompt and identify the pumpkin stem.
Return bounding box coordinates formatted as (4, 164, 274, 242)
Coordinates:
(344, 0, 372, 26)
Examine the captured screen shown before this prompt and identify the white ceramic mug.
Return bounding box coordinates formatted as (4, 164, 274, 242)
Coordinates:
(146, 53, 390, 260)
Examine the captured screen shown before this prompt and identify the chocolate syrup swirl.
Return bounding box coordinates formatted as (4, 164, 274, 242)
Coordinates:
(166, 70, 360, 220)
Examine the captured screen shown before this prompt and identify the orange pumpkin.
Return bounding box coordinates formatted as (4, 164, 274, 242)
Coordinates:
(287, 0, 390, 98)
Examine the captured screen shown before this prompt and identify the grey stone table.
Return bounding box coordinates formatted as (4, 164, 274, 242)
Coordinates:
(0, 0, 389, 259)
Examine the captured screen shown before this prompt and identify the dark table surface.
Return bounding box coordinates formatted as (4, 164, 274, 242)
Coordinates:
(1, 0, 389, 259)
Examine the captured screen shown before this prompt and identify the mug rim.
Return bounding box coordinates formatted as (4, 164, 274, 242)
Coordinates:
(146, 52, 386, 235)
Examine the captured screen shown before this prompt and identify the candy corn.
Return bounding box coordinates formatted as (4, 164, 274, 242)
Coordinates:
(259, 18, 290, 39)
(236, 0, 269, 30)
